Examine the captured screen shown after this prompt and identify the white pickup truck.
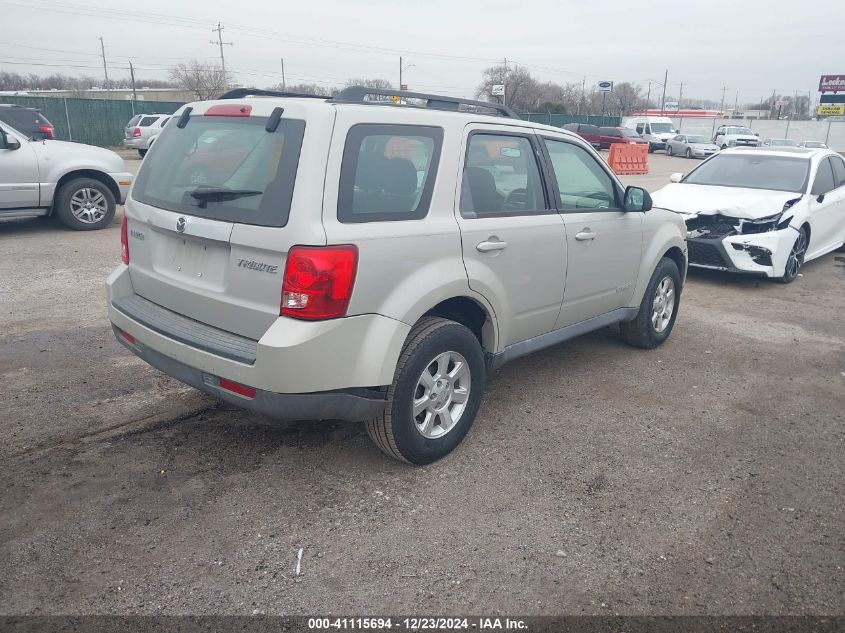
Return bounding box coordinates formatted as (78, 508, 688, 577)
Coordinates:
(0, 121, 132, 230)
(713, 124, 760, 150)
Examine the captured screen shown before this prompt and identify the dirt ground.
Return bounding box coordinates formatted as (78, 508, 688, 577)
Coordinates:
(0, 152, 843, 616)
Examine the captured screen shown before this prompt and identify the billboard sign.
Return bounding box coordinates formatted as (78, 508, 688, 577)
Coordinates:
(817, 104, 845, 116)
(819, 75, 845, 93)
(491, 84, 505, 96)
(597, 81, 613, 92)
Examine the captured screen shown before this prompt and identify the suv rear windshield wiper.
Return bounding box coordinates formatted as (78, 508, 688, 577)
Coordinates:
(188, 186, 262, 208)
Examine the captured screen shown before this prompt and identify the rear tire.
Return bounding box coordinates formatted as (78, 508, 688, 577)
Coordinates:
(620, 257, 681, 349)
(365, 317, 486, 465)
(54, 177, 116, 231)
(666, 145, 673, 156)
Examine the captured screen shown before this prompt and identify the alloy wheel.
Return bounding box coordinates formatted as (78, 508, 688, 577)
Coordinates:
(651, 276, 675, 333)
(412, 351, 471, 439)
(785, 230, 807, 279)
(70, 188, 108, 224)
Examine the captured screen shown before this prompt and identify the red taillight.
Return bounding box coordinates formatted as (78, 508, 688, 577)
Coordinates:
(204, 103, 252, 117)
(117, 328, 136, 345)
(38, 124, 54, 138)
(281, 245, 358, 320)
(132, 127, 141, 138)
(120, 215, 129, 264)
(218, 378, 256, 399)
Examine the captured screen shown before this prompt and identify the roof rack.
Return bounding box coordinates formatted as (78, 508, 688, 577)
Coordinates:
(331, 86, 519, 119)
(218, 88, 328, 100)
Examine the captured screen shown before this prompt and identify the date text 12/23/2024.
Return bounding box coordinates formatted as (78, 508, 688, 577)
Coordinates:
(308, 618, 528, 630)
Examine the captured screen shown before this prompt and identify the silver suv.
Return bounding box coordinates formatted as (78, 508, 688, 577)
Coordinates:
(123, 114, 171, 157)
(107, 87, 687, 464)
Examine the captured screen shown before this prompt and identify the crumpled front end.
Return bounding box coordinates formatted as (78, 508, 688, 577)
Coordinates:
(684, 212, 798, 277)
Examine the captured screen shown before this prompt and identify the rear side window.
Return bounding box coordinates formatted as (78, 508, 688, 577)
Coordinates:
(461, 133, 548, 217)
(581, 125, 599, 134)
(0, 108, 49, 131)
(337, 124, 442, 223)
(139, 116, 159, 127)
(132, 115, 305, 227)
(127, 115, 142, 126)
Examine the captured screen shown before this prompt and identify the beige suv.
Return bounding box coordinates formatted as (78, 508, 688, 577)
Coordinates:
(107, 87, 687, 464)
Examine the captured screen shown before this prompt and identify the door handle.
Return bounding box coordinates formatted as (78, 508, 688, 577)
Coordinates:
(575, 229, 597, 241)
(476, 239, 508, 253)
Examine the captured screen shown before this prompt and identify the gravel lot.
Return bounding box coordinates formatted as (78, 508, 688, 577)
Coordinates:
(1, 150, 843, 616)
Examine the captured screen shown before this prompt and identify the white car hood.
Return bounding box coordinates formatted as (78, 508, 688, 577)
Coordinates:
(651, 183, 803, 220)
(30, 139, 126, 173)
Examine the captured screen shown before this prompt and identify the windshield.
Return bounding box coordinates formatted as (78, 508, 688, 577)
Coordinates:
(686, 135, 707, 143)
(621, 129, 640, 137)
(803, 141, 825, 148)
(683, 154, 809, 193)
(650, 123, 675, 134)
(726, 127, 754, 135)
(769, 139, 798, 146)
(132, 115, 305, 227)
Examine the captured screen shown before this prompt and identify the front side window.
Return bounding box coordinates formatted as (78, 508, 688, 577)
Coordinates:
(811, 159, 836, 196)
(132, 115, 305, 227)
(829, 155, 845, 188)
(543, 139, 616, 210)
(636, 124, 645, 134)
(337, 124, 442, 223)
(460, 133, 548, 217)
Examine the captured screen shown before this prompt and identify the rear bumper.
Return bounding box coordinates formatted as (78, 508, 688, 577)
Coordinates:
(123, 138, 144, 149)
(112, 325, 387, 421)
(106, 265, 409, 420)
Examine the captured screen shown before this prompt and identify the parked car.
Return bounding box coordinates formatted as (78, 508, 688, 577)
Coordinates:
(651, 147, 845, 283)
(622, 116, 677, 152)
(107, 86, 687, 464)
(712, 125, 760, 149)
(799, 141, 828, 149)
(0, 120, 132, 229)
(762, 138, 799, 147)
(597, 126, 648, 150)
(0, 104, 54, 140)
(123, 113, 171, 157)
(561, 122, 601, 149)
(665, 134, 719, 159)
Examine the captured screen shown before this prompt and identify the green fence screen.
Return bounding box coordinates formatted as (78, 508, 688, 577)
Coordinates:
(0, 96, 186, 147)
(519, 113, 621, 127)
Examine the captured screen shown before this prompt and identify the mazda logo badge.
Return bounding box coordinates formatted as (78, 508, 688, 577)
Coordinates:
(176, 217, 187, 233)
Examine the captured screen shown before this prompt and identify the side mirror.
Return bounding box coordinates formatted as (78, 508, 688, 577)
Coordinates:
(816, 194, 825, 204)
(0, 130, 21, 150)
(623, 186, 652, 212)
(669, 172, 683, 183)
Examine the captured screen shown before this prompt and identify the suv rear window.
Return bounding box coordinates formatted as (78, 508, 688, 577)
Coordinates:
(139, 116, 160, 126)
(337, 124, 442, 223)
(127, 115, 142, 127)
(132, 115, 305, 227)
(0, 108, 50, 133)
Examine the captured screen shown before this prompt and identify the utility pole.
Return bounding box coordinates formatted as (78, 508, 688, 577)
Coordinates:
(210, 22, 233, 84)
(399, 56, 402, 91)
(98, 36, 110, 91)
(646, 81, 651, 109)
(280, 58, 286, 90)
(578, 76, 586, 115)
(734, 90, 738, 114)
(128, 60, 137, 102)
(770, 88, 776, 119)
(678, 81, 683, 110)
(660, 68, 668, 115)
(502, 57, 509, 107)
(719, 86, 727, 113)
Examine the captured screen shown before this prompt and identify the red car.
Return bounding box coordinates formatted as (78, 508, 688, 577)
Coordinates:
(597, 127, 648, 150)
(562, 123, 601, 149)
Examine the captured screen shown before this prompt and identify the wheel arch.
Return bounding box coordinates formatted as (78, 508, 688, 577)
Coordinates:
(51, 169, 119, 215)
(420, 295, 498, 354)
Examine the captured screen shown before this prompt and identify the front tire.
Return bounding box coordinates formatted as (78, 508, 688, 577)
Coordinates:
(365, 317, 486, 464)
(54, 178, 116, 231)
(777, 226, 808, 284)
(666, 145, 673, 156)
(620, 257, 681, 349)
(686, 148, 692, 159)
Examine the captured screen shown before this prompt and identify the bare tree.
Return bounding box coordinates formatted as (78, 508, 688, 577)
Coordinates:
(609, 82, 645, 116)
(170, 60, 230, 101)
(345, 78, 394, 90)
(268, 82, 335, 96)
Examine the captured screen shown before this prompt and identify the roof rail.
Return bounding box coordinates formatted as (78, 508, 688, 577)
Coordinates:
(218, 88, 328, 100)
(331, 86, 519, 119)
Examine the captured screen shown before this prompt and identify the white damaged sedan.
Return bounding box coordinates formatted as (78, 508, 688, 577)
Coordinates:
(651, 148, 845, 282)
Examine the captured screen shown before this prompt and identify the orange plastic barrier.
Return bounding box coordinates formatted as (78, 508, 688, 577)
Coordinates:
(608, 143, 649, 175)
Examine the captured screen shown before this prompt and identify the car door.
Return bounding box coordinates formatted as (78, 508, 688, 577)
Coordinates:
(0, 125, 40, 210)
(671, 135, 684, 153)
(456, 125, 567, 348)
(828, 155, 845, 247)
(540, 133, 643, 327)
(807, 156, 845, 256)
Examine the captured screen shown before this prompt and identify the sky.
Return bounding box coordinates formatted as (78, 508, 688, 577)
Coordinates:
(1, 0, 842, 106)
